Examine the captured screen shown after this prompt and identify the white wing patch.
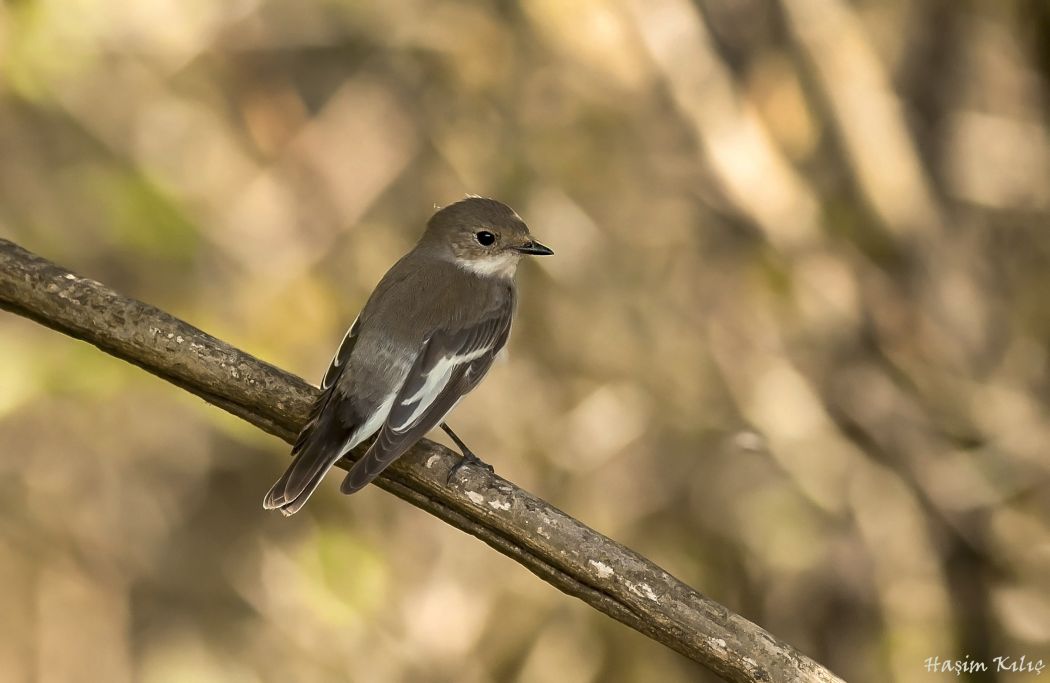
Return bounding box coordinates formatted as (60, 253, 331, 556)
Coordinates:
(394, 347, 490, 432)
(322, 317, 360, 390)
(338, 393, 396, 458)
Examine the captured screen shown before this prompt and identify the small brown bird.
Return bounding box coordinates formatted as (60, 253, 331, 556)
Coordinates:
(263, 197, 552, 515)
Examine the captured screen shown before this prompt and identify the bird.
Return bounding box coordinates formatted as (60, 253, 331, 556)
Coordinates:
(263, 197, 553, 515)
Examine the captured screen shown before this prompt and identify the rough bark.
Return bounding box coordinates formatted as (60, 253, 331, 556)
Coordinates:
(0, 238, 843, 683)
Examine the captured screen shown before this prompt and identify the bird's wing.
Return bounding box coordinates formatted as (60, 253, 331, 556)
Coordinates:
(263, 317, 362, 512)
(320, 317, 360, 391)
(340, 301, 513, 494)
(289, 316, 359, 456)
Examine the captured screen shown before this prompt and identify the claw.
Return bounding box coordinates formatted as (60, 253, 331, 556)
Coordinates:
(446, 449, 494, 485)
(440, 422, 495, 485)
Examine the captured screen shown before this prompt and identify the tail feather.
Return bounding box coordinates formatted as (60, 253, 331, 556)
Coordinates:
(263, 400, 353, 515)
(262, 445, 344, 515)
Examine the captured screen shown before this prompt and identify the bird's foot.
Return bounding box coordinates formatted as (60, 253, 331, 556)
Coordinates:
(446, 448, 495, 485)
(440, 422, 495, 484)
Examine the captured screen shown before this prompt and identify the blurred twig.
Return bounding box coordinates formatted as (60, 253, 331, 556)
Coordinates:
(0, 238, 843, 683)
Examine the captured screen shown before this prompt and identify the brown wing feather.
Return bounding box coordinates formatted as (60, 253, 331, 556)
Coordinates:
(263, 318, 361, 512)
(339, 300, 512, 494)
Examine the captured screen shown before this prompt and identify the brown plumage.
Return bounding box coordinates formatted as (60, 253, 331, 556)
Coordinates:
(263, 197, 552, 515)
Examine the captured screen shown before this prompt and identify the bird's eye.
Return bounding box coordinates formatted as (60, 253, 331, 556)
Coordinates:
(475, 231, 496, 246)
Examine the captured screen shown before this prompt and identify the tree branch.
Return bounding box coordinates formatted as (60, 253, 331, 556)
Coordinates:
(0, 238, 842, 683)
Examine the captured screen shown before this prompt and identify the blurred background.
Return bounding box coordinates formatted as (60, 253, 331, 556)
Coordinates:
(1, 0, 1049, 681)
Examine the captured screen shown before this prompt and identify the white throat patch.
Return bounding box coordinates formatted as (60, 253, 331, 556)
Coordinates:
(456, 252, 521, 278)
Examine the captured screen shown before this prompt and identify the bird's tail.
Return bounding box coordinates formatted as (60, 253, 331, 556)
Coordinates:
(263, 400, 352, 516)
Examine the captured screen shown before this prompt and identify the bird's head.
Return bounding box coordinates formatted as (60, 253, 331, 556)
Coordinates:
(422, 196, 553, 278)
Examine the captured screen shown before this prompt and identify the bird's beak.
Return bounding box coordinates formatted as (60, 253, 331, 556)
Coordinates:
(513, 240, 554, 256)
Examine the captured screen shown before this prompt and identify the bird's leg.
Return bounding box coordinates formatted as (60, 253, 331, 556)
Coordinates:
(441, 422, 494, 484)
